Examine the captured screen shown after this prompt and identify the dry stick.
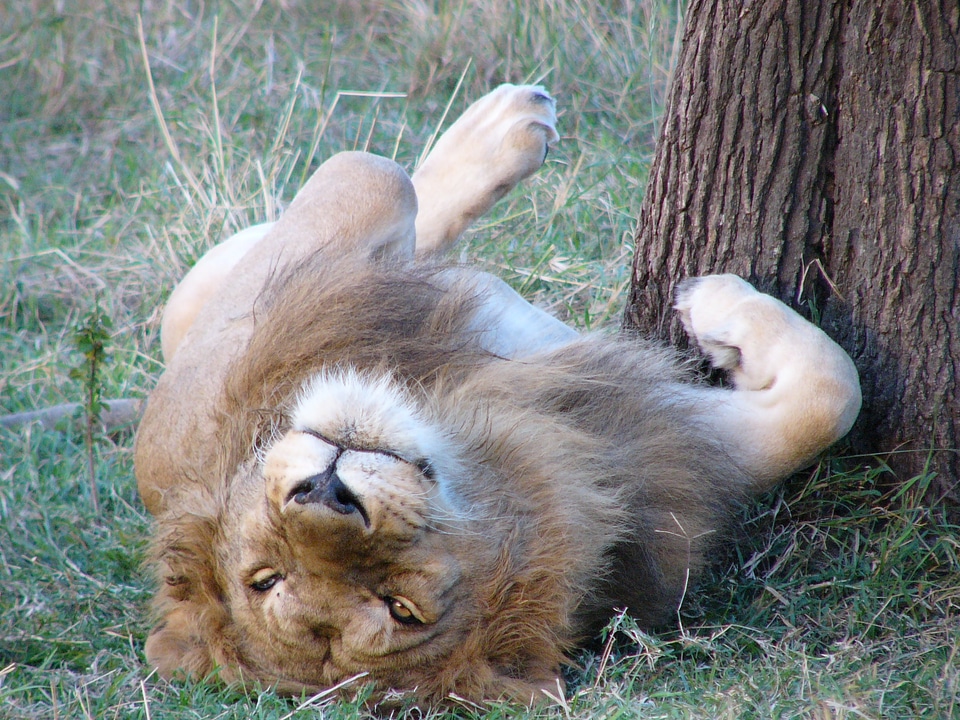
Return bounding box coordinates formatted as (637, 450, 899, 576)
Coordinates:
(277, 672, 370, 720)
(594, 607, 629, 682)
(0, 398, 144, 433)
(139, 679, 153, 720)
(654, 512, 715, 636)
(415, 59, 472, 171)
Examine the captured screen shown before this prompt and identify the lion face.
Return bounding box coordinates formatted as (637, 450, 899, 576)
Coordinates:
(226, 371, 474, 686)
(146, 370, 570, 703)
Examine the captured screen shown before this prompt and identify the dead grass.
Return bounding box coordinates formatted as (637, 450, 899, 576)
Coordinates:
(1, 1, 957, 718)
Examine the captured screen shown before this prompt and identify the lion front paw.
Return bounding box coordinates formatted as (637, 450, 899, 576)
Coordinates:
(675, 273, 861, 487)
(675, 273, 839, 393)
(412, 84, 559, 255)
(674, 274, 778, 386)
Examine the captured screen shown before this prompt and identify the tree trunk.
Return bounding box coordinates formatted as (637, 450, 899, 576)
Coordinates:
(624, 0, 960, 501)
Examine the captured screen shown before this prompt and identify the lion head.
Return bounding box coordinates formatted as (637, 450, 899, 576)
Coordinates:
(145, 365, 603, 704)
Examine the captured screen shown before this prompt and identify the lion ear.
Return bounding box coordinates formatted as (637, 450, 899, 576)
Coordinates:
(145, 570, 241, 683)
(145, 602, 220, 680)
(145, 491, 237, 683)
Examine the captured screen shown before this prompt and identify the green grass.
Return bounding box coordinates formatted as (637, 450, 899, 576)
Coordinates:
(1, 1, 957, 718)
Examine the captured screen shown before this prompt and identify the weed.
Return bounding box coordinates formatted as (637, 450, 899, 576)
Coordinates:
(68, 295, 113, 513)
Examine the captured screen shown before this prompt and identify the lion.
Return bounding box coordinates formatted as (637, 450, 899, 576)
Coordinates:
(135, 84, 861, 706)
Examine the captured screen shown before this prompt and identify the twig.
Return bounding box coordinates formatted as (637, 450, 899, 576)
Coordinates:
(136, 15, 206, 202)
(654, 512, 715, 635)
(415, 60, 472, 170)
(0, 398, 144, 432)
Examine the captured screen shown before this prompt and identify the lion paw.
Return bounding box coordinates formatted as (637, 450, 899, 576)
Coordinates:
(412, 84, 559, 255)
(675, 273, 861, 486)
(674, 275, 776, 390)
(674, 274, 807, 391)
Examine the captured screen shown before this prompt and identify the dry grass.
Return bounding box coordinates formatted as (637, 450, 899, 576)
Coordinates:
(1, 1, 957, 718)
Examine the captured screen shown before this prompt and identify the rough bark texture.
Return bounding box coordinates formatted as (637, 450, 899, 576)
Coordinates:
(625, 0, 960, 500)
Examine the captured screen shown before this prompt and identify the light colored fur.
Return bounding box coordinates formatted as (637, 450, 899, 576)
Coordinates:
(675, 274, 862, 488)
(137, 85, 861, 706)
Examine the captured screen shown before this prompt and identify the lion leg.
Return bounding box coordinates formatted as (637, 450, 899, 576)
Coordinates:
(675, 274, 861, 492)
(408, 85, 570, 360)
(139, 152, 417, 513)
(158, 152, 417, 362)
(437, 269, 579, 358)
(160, 222, 273, 361)
(161, 85, 557, 360)
(411, 84, 559, 257)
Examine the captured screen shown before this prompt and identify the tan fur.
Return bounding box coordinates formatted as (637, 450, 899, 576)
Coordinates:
(137, 86, 861, 706)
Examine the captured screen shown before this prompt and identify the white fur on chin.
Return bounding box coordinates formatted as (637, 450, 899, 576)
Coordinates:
(292, 369, 444, 469)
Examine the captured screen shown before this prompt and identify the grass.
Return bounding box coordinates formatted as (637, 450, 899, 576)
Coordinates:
(1, 1, 957, 718)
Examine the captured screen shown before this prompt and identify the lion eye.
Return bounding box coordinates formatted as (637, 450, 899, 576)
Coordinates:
(415, 459, 436, 480)
(385, 596, 424, 625)
(249, 571, 282, 593)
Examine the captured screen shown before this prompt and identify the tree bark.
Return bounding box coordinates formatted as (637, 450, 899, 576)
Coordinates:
(624, 0, 960, 500)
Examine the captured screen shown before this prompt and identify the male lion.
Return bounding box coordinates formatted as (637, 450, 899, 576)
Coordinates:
(136, 85, 861, 705)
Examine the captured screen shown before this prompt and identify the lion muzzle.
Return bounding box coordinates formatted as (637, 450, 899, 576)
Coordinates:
(289, 465, 370, 527)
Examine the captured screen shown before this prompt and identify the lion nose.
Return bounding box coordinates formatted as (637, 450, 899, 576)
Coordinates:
(291, 468, 369, 526)
(322, 474, 368, 521)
